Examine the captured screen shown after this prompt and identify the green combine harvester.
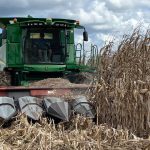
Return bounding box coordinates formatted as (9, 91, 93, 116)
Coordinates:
(0, 17, 90, 86)
(0, 17, 96, 124)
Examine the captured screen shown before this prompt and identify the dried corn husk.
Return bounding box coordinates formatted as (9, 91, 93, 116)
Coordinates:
(92, 27, 150, 137)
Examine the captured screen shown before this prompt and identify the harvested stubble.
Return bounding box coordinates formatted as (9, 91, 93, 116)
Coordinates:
(92, 27, 150, 137)
(0, 114, 150, 150)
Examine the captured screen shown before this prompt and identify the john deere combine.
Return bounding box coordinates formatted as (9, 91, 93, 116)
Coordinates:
(0, 17, 95, 125)
(0, 17, 89, 85)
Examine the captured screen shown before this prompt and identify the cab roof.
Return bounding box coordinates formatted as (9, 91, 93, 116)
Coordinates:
(0, 17, 77, 27)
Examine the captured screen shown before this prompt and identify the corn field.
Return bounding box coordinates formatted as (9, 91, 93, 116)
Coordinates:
(0, 27, 150, 150)
(92, 27, 150, 137)
(0, 115, 150, 150)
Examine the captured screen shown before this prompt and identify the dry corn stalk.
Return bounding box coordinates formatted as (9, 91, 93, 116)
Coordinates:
(92, 27, 150, 137)
(0, 114, 150, 150)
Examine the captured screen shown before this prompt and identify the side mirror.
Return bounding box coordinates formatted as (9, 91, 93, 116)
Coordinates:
(83, 31, 88, 41)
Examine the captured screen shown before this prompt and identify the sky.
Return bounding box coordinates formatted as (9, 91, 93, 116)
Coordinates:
(0, 0, 149, 47)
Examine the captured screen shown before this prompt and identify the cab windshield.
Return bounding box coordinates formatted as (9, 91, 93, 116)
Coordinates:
(24, 28, 65, 64)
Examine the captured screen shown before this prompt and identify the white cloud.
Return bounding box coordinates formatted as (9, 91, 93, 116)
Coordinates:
(107, 0, 134, 9)
(0, 0, 149, 45)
